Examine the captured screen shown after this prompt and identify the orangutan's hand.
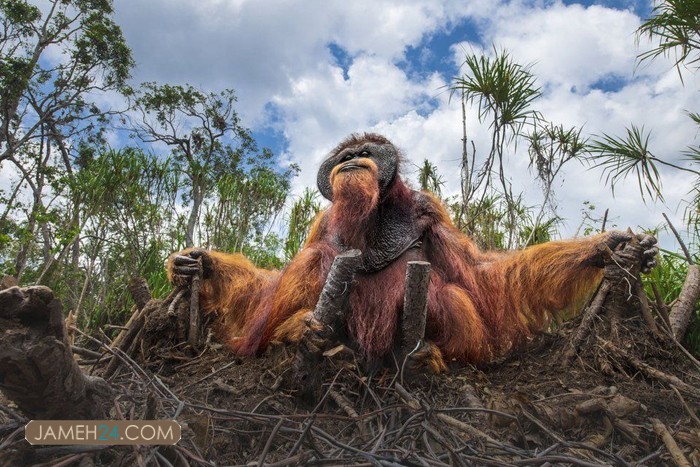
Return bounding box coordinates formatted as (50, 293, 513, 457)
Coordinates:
(168, 248, 214, 285)
(637, 233, 658, 274)
(600, 230, 658, 274)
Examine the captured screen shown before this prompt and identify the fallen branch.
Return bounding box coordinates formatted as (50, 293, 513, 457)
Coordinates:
(662, 213, 693, 264)
(395, 382, 500, 446)
(188, 263, 202, 348)
(599, 338, 700, 399)
(650, 417, 691, 467)
(563, 281, 610, 364)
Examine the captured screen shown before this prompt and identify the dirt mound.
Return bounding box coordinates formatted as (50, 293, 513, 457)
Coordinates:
(4, 310, 698, 466)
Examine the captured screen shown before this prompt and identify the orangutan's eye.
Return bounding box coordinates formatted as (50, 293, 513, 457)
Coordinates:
(359, 150, 370, 157)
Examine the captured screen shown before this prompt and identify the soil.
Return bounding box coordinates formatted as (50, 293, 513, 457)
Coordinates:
(2, 309, 698, 466)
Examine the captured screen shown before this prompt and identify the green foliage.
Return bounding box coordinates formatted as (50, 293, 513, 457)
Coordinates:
(452, 48, 541, 135)
(243, 234, 285, 270)
(644, 251, 688, 306)
(0, 0, 134, 161)
(637, 0, 700, 74)
(0, 0, 40, 25)
(519, 216, 559, 247)
(589, 125, 665, 202)
(446, 194, 538, 251)
(284, 188, 322, 262)
(450, 47, 544, 248)
(204, 155, 296, 258)
(417, 159, 445, 197)
(527, 123, 587, 183)
(73, 12, 133, 87)
(130, 82, 282, 249)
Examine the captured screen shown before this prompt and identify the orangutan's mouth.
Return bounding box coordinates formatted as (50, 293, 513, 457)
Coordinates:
(338, 161, 370, 172)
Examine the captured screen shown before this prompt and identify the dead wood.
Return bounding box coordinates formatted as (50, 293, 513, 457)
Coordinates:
(599, 338, 700, 399)
(0, 286, 111, 419)
(400, 261, 431, 357)
(635, 279, 664, 339)
(5, 231, 700, 464)
(669, 264, 700, 341)
(188, 266, 202, 348)
(395, 382, 499, 446)
(564, 232, 668, 367)
(110, 277, 151, 350)
(661, 212, 699, 342)
(310, 249, 362, 328)
(651, 282, 671, 327)
(71, 345, 103, 359)
(663, 213, 694, 264)
(651, 417, 691, 467)
(562, 281, 610, 364)
(128, 276, 151, 311)
(292, 249, 362, 402)
(104, 277, 153, 379)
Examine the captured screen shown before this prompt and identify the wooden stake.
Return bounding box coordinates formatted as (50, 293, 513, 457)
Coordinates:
(293, 249, 361, 403)
(312, 249, 362, 327)
(188, 260, 202, 348)
(400, 261, 431, 356)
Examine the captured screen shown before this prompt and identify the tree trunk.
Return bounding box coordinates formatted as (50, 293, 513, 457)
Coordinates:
(0, 2, 56, 160)
(186, 183, 204, 248)
(69, 198, 81, 310)
(669, 264, 700, 341)
(14, 192, 42, 281)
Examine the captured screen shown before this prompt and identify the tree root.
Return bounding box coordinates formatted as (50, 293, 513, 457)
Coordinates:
(0, 286, 111, 419)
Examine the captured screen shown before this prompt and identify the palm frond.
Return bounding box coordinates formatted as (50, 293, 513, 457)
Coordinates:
(637, 0, 700, 74)
(450, 47, 541, 135)
(589, 125, 664, 202)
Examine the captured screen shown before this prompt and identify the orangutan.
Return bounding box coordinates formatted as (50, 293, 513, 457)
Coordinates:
(168, 133, 657, 371)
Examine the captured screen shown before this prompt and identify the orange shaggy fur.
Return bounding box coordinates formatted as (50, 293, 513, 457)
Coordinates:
(167, 140, 606, 369)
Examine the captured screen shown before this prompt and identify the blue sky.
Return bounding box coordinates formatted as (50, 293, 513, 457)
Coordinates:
(102, 1, 700, 244)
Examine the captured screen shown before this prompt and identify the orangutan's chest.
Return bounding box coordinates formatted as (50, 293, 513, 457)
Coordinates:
(343, 247, 425, 359)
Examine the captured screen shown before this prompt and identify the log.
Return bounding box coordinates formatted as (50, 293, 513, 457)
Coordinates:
(0, 286, 111, 419)
(669, 264, 700, 341)
(293, 249, 361, 402)
(400, 261, 431, 356)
